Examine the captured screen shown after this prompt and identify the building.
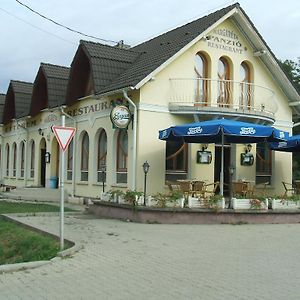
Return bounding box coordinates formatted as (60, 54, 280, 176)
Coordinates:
(0, 3, 299, 199)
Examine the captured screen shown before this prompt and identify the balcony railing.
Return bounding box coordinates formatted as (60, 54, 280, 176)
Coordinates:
(169, 78, 277, 119)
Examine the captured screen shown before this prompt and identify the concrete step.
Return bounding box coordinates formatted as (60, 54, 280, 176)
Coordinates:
(1, 187, 67, 203)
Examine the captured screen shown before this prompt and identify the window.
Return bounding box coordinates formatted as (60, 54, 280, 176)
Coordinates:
(5, 144, 9, 177)
(240, 62, 252, 109)
(217, 57, 231, 107)
(116, 130, 128, 183)
(97, 129, 107, 183)
(81, 132, 89, 181)
(30, 141, 35, 178)
(20, 141, 25, 178)
(67, 139, 73, 181)
(165, 140, 188, 181)
(12, 143, 17, 177)
(194, 53, 208, 104)
(256, 142, 272, 184)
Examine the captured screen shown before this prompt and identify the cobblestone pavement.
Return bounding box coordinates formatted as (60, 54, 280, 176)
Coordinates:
(1, 213, 300, 300)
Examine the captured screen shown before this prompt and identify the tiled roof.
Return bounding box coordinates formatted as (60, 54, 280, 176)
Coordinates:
(10, 80, 33, 118)
(0, 93, 5, 124)
(80, 41, 140, 93)
(40, 63, 70, 108)
(98, 3, 238, 94)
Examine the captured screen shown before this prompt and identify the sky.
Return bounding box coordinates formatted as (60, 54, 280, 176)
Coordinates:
(0, 0, 299, 93)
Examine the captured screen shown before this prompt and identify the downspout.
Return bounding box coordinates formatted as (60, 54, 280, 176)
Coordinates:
(60, 107, 77, 198)
(123, 90, 137, 191)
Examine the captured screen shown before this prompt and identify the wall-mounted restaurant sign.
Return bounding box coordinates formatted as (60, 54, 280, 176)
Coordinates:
(197, 150, 212, 164)
(110, 105, 132, 129)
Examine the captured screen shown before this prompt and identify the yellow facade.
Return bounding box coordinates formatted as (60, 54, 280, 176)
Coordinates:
(0, 7, 298, 199)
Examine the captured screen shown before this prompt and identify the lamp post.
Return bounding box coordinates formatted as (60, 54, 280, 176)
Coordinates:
(229, 165, 235, 209)
(101, 165, 106, 193)
(142, 161, 150, 206)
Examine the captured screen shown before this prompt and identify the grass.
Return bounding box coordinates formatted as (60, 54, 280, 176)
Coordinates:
(0, 200, 73, 214)
(0, 200, 73, 265)
(0, 218, 62, 264)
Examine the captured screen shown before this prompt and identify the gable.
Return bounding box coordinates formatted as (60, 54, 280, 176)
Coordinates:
(0, 94, 5, 124)
(3, 81, 33, 124)
(96, 3, 299, 113)
(99, 4, 237, 95)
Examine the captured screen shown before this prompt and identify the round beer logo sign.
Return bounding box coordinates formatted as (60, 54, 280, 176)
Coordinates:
(110, 105, 131, 129)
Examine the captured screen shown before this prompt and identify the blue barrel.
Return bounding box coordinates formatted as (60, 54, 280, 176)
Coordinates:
(49, 176, 58, 189)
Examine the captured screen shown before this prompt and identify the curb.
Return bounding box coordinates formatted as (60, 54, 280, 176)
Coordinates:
(0, 260, 51, 274)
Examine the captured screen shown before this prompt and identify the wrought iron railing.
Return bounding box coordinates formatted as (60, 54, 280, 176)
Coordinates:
(169, 78, 277, 117)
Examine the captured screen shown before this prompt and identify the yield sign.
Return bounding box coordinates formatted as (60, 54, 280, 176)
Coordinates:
(52, 126, 76, 152)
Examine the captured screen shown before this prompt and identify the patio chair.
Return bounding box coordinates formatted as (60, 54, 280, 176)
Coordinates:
(282, 181, 295, 197)
(232, 181, 248, 198)
(294, 181, 300, 195)
(203, 181, 220, 197)
(191, 181, 206, 198)
(247, 182, 269, 197)
(177, 181, 192, 199)
(166, 181, 181, 193)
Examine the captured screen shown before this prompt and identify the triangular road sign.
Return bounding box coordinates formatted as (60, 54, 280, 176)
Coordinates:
(52, 126, 76, 152)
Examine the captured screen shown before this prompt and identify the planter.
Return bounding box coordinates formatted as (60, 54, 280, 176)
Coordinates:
(232, 198, 268, 210)
(100, 192, 110, 202)
(188, 196, 225, 209)
(271, 199, 300, 209)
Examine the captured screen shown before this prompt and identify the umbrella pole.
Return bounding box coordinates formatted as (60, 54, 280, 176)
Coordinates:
(220, 131, 224, 196)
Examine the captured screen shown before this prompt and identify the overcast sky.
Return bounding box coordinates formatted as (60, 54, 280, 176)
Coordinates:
(0, 0, 299, 93)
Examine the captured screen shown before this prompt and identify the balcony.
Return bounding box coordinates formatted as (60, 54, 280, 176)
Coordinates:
(169, 78, 277, 123)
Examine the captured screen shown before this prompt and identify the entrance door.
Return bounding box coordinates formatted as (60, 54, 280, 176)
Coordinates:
(214, 145, 231, 196)
(40, 148, 46, 187)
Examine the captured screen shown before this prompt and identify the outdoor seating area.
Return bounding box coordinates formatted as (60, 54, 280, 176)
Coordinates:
(167, 180, 219, 199)
(232, 181, 269, 198)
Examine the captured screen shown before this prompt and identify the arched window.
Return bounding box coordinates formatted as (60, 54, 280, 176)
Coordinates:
(81, 132, 89, 181)
(67, 139, 73, 181)
(165, 140, 188, 181)
(217, 57, 231, 107)
(116, 130, 128, 183)
(97, 129, 107, 183)
(30, 141, 35, 178)
(256, 142, 272, 184)
(20, 141, 25, 178)
(5, 144, 9, 177)
(12, 143, 17, 177)
(194, 53, 208, 104)
(240, 62, 252, 109)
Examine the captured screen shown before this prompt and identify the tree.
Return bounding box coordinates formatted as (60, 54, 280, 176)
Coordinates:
(279, 58, 300, 179)
(279, 58, 300, 92)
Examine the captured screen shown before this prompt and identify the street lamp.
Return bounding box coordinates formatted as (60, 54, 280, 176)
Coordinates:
(101, 165, 106, 193)
(142, 161, 150, 206)
(229, 165, 235, 209)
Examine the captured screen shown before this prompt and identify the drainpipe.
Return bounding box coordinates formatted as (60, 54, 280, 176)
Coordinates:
(17, 121, 29, 187)
(60, 107, 77, 198)
(123, 90, 137, 191)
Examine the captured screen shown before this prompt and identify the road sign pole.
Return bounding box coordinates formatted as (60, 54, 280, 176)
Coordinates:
(52, 122, 75, 251)
(60, 115, 65, 251)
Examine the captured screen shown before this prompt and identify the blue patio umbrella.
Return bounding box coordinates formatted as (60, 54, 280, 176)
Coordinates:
(269, 135, 300, 152)
(159, 118, 287, 196)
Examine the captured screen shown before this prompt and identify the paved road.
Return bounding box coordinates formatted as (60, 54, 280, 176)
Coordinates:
(1, 213, 300, 300)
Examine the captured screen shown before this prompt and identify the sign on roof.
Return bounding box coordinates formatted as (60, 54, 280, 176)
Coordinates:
(52, 126, 76, 152)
